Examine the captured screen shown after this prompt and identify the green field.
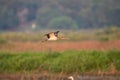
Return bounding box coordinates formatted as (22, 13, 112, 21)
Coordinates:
(0, 50, 120, 74)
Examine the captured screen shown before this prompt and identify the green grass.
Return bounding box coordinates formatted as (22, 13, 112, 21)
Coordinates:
(0, 50, 120, 74)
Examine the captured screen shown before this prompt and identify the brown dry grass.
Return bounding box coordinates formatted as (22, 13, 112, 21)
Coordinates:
(0, 40, 120, 52)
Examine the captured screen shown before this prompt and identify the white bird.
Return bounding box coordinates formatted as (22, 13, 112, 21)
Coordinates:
(68, 76, 74, 80)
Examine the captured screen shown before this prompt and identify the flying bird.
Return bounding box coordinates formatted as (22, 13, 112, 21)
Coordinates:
(42, 31, 68, 42)
(43, 31, 60, 41)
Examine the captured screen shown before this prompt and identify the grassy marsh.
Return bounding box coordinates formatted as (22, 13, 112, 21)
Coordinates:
(0, 50, 120, 74)
(0, 27, 120, 43)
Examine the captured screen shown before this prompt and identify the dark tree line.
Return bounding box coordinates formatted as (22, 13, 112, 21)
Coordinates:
(0, 0, 120, 30)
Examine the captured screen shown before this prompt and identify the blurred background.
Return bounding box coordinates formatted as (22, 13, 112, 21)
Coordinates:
(0, 1, 120, 79)
(0, 0, 120, 31)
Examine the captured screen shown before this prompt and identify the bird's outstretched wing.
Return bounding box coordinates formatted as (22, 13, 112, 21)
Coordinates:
(54, 31, 60, 37)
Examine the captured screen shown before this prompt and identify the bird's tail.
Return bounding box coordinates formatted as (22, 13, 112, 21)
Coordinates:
(41, 39, 48, 42)
(58, 36, 69, 40)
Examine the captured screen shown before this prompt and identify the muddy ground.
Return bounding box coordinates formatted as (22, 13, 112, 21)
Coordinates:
(0, 73, 120, 80)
